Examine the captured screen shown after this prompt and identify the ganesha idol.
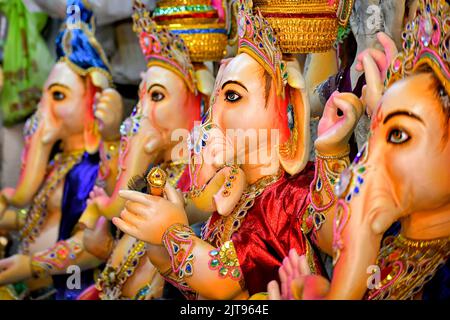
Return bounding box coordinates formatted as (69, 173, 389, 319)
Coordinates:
(269, 0, 450, 301)
(113, 0, 363, 300)
(0, 0, 123, 300)
(72, 0, 231, 300)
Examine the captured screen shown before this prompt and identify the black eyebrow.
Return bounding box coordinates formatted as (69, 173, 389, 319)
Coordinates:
(147, 83, 166, 92)
(221, 80, 248, 92)
(383, 110, 424, 125)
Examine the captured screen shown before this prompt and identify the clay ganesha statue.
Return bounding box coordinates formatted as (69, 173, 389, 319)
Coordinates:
(268, 0, 450, 301)
(0, 0, 123, 300)
(79, 1, 227, 299)
(113, 0, 363, 300)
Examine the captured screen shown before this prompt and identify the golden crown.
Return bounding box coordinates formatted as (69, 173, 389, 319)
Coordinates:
(237, 0, 287, 96)
(152, 0, 229, 62)
(385, 0, 450, 95)
(253, 0, 354, 53)
(132, 0, 196, 92)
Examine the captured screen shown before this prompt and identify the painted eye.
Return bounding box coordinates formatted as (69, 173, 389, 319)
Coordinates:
(52, 91, 66, 101)
(151, 91, 165, 102)
(224, 90, 242, 103)
(388, 128, 410, 144)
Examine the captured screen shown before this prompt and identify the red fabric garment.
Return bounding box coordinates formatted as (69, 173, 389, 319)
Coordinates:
(206, 162, 320, 296)
(177, 166, 191, 192)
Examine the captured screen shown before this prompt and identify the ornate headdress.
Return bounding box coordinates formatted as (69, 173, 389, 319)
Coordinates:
(237, 0, 287, 96)
(55, 0, 113, 88)
(385, 0, 450, 95)
(132, 0, 197, 93)
(252, 0, 354, 53)
(152, 0, 229, 62)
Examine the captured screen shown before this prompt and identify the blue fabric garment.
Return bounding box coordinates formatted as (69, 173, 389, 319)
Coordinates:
(55, 0, 111, 75)
(52, 152, 100, 300)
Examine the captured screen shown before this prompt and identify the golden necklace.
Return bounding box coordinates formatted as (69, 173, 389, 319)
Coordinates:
(19, 150, 85, 255)
(366, 233, 450, 300)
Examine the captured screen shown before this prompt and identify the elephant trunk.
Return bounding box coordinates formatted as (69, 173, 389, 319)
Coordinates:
(5, 112, 55, 208)
(80, 131, 160, 228)
(328, 143, 402, 299)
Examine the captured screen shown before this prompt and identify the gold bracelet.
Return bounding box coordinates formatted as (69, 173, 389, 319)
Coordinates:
(316, 149, 350, 160)
(30, 255, 48, 279)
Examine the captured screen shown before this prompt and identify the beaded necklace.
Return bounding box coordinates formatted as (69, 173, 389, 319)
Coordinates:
(19, 151, 85, 254)
(366, 234, 450, 300)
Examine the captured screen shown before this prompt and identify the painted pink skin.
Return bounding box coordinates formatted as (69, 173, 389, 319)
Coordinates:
(268, 249, 325, 300)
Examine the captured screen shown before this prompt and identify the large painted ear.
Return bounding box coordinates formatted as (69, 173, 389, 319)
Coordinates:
(84, 76, 102, 154)
(278, 59, 310, 176)
(195, 68, 215, 97)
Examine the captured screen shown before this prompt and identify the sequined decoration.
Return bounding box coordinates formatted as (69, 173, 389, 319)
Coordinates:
(237, 0, 287, 95)
(366, 234, 450, 300)
(117, 106, 142, 178)
(23, 110, 40, 138)
(119, 106, 142, 138)
(31, 239, 83, 279)
(208, 240, 243, 282)
(385, 0, 450, 95)
(222, 166, 239, 197)
(19, 151, 85, 255)
(132, 0, 197, 93)
(162, 224, 196, 281)
(307, 152, 350, 232)
(96, 240, 147, 300)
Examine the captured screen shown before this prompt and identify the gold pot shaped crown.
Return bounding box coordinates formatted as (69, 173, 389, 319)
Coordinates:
(153, 0, 229, 62)
(253, 0, 354, 53)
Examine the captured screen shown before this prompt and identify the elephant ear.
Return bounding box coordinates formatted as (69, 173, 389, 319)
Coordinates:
(278, 59, 311, 176)
(84, 75, 102, 154)
(195, 67, 215, 97)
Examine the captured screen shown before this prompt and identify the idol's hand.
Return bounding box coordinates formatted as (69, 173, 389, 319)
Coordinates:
(355, 32, 398, 117)
(0, 255, 32, 286)
(95, 89, 123, 141)
(113, 183, 188, 245)
(267, 250, 330, 300)
(87, 185, 108, 203)
(315, 92, 363, 156)
(83, 216, 114, 261)
(87, 185, 110, 209)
